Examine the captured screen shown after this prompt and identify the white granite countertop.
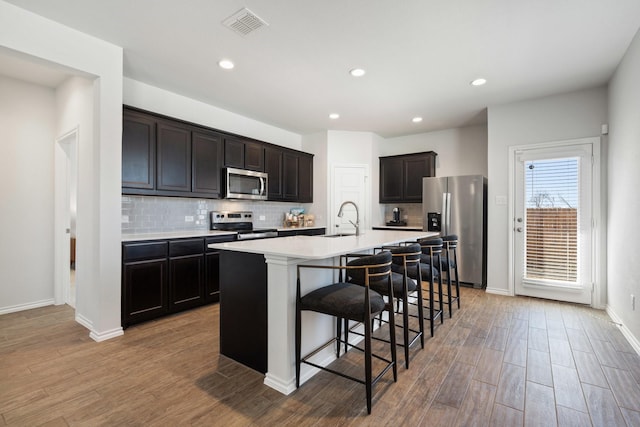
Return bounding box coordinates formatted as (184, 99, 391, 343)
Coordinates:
(121, 226, 326, 242)
(208, 229, 437, 260)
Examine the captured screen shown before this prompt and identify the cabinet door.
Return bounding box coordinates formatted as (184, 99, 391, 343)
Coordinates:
(298, 153, 313, 203)
(244, 140, 264, 171)
(169, 254, 204, 311)
(404, 156, 429, 201)
(122, 110, 156, 190)
(264, 146, 283, 200)
(157, 122, 191, 192)
(380, 157, 404, 202)
(224, 137, 245, 168)
(122, 258, 168, 326)
(283, 152, 299, 200)
(192, 130, 223, 197)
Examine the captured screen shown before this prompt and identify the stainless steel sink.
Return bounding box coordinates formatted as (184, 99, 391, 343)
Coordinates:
(322, 233, 356, 238)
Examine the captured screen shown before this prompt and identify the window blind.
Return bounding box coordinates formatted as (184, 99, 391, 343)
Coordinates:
(524, 158, 579, 283)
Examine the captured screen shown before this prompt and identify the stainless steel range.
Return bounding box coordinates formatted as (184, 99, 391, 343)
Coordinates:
(209, 211, 278, 241)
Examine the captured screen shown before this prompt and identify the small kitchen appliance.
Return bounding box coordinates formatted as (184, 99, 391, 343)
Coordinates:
(386, 207, 406, 226)
(210, 211, 278, 240)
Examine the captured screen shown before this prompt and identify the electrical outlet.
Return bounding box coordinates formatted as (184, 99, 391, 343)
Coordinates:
(185, 215, 194, 222)
(259, 215, 266, 221)
(632, 294, 636, 311)
(121, 215, 129, 223)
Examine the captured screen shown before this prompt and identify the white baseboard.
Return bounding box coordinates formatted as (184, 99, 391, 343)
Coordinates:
(90, 327, 124, 342)
(606, 305, 640, 356)
(75, 313, 93, 330)
(485, 287, 511, 296)
(0, 299, 55, 315)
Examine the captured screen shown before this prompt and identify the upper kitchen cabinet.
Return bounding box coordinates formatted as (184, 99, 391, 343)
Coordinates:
(122, 106, 312, 201)
(264, 146, 313, 202)
(156, 120, 191, 193)
(379, 151, 437, 203)
(122, 109, 156, 192)
(191, 130, 223, 197)
(264, 146, 283, 200)
(297, 152, 313, 203)
(224, 137, 264, 171)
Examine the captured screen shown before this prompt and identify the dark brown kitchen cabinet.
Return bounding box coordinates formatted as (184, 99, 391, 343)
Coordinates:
(265, 147, 313, 202)
(122, 106, 313, 201)
(122, 110, 156, 191)
(264, 146, 283, 200)
(224, 137, 264, 171)
(297, 152, 313, 203)
(122, 234, 235, 328)
(282, 152, 299, 200)
(122, 241, 169, 327)
(192, 130, 223, 197)
(156, 121, 191, 192)
(379, 151, 437, 203)
(168, 239, 204, 311)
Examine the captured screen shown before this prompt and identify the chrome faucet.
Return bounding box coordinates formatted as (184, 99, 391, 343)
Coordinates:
(337, 200, 360, 236)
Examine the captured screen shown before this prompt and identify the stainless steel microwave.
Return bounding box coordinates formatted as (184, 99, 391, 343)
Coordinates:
(224, 167, 268, 200)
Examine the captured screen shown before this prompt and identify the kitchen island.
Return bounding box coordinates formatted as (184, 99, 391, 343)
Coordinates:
(209, 229, 436, 395)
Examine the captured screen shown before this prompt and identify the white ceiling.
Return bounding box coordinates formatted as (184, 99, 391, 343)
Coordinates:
(4, 0, 640, 137)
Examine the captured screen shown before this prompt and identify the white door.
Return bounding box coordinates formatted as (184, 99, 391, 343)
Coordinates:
(513, 141, 594, 304)
(331, 165, 368, 234)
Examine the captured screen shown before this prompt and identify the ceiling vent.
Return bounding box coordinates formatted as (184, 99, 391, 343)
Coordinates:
(222, 8, 268, 36)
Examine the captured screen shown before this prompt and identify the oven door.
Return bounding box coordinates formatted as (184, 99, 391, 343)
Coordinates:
(224, 167, 268, 200)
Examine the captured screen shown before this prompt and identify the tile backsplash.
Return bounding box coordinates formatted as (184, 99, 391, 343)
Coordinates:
(121, 196, 313, 234)
(381, 203, 423, 227)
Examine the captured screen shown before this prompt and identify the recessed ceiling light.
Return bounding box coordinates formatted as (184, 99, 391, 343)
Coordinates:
(218, 59, 235, 70)
(329, 113, 340, 119)
(412, 117, 423, 123)
(470, 78, 487, 86)
(349, 68, 366, 77)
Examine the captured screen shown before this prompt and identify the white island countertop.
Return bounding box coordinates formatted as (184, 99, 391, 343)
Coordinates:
(208, 229, 437, 259)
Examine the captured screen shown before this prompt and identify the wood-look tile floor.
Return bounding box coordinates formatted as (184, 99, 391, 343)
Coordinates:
(1, 288, 640, 426)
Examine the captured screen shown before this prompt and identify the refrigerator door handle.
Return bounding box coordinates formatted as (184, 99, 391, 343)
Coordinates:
(445, 192, 452, 235)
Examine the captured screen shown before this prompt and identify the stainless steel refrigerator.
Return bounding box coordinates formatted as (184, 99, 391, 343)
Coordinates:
(422, 175, 487, 288)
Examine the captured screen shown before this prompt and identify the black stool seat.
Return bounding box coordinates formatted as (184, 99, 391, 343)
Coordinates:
(300, 282, 385, 320)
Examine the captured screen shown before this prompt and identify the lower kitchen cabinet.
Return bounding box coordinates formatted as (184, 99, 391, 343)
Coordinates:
(122, 234, 234, 328)
(168, 238, 205, 311)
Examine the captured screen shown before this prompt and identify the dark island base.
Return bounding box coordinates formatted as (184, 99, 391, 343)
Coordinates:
(219, 250, 268, 373)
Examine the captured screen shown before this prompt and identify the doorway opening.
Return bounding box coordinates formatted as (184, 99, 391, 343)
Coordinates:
(54, 128, 78, 308)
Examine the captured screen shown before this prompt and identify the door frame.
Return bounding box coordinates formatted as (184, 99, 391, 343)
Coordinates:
(508, 137, 604, 308)
(54, 127, 78, 306)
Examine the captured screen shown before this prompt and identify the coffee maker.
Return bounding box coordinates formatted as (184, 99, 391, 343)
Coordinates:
(387, 207, 406, 226)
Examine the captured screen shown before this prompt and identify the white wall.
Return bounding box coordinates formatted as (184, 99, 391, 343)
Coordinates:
(380, 124, 488, 177)
(55, 76, 94, 323)
(124, 78, 302, 151)
(301, 131, 328, 227)
(487, 87, 608, 296)
(607, 29, 640, 350)
(0, 0, 123, 341)
(0, 76, 56, 312)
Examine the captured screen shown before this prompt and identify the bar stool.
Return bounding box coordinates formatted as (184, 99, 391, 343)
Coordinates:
(295, 251, 397, 414)
(343, 243, 425, 369)
(415, 237, 445, 335)
(441, 235, 461, 317)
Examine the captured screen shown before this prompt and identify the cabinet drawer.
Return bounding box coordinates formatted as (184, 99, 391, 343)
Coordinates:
(123, 241, 168, 261)
(169, 238, 204, 257)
